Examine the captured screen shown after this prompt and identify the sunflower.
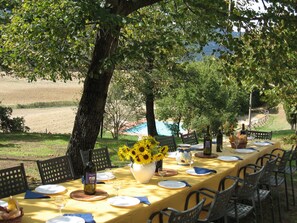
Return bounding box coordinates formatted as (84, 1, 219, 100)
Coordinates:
(153, 153, 164, 161)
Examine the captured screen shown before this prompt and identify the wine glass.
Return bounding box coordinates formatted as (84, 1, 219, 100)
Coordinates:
(53, 195, 67, 215)
(112, 180, 122, 197)
(158, 167, 167, 179)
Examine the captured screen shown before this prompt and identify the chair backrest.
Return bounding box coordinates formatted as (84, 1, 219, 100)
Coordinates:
(168, 199, 205, 223)
(290, 145, 297, 166)
(155, 135, 177, 152)
(181, 131, 198, 145)
(207, 177, 238, 221)
(0, 163, 28, 198)
(148, 199, 205, 223)
(272, 148, 292, 173)
(237, 165, 264, 199)
(247, 130, 272, 140)
(80, 147, 113, 171)
(37, 155, 74, 184)
(258, 155, 279, 186)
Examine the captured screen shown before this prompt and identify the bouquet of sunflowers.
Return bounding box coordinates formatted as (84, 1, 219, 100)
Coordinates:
(118, 136, 168, 165)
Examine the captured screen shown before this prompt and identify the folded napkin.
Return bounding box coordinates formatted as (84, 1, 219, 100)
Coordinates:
(64, 213, 95, 223)
(81, 176, 105, 184)
(134, 196, 151, 205)
(24, 190, 50, 199)
(179, 180, 191, 187)
(232, 156, 243, 160)
(193, 167, 217, 174)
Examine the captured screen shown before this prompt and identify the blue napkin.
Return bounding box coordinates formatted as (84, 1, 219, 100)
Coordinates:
(246, 147, 259, 151)
(134, 196, 151, 205)
(180, 180, 192, 187)
(24, 190, 50, 199)
(193, 167, 217, 174)
(64, 213, 95, 223)
(81, 176, 105, 184)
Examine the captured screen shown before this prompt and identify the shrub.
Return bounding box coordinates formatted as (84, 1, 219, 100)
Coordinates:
(0, 104, 30, 133)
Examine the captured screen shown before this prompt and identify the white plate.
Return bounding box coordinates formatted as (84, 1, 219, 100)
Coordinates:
(167, 152, 177, 158)
(217, 156, 240, 162)
(158, 180, 186, 189)
(190, 144, 203, 150)
(247, 136, 255, 140)
(46, 216, 85, 223)
(35, 184, 66, 195)
(0, 200, 8, 207)
(254, 141, 271, 146)
(97, 172, 115, 181)
(107, 196, 140, 207)
(234, 149, 255, 154)
(177, 144, 191, 147)
(186, 169, 213, 176)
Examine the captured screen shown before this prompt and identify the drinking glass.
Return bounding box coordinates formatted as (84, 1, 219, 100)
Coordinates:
(158, 167, 167, 179)
(53, 195, 67, 215)
(112, 180, 122, 197)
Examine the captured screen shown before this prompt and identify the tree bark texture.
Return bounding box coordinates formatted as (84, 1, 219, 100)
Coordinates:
(67, 0, 163, 176)
(67, 27, 119, 176)
(145, 91, 158, 136)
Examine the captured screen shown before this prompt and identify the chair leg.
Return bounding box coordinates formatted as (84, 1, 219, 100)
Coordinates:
(252, 199, 258, 223)
(269, 192, 275, 223)
(284, 175, 289, 210)
(290, 172, 295, 206)
(276, 190, 282, 223)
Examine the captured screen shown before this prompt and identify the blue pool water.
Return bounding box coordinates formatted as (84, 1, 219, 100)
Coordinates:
(124, 121, 187, 136)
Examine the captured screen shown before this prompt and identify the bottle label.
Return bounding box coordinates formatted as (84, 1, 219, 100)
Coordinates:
(85, 172, 96, 184)
(205, 141, 211, 148)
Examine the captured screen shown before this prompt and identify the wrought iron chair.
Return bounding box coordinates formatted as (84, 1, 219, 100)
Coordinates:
(184, 176, 238, 222)
(37, 155, 75, 184)
(254, 154, 279, 223)
(80, 147, 117, 171)
(246, 130, 273, 140)
(270, 148, 292, 211)
(155, 135, 177, 152)
(226, 164, 265, 223)
(284, 145, 297, 206)
(181, 131, 199, 145)
(0, 163, 29, 198)
(147, 198, 205, 223)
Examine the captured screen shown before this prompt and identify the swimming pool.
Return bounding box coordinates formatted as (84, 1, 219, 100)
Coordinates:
(124, 121, 187, 136)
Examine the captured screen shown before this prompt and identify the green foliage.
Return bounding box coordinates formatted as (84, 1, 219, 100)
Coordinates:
(0, 104, 29, 133)
(156, 58, 249, 134)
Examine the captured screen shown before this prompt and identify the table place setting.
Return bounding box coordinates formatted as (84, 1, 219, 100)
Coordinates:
(24, 190, 50, 199)
(107, 196, 141, 207)
(45, 215, 85, 223)
(189, 144, 204, 151)
(234, 148, 258, 154)
(34, 184, 67, 195)
(253, 141, 274, 146)
(157, 180, 187, 189)
(186, 166, 217, 176)
(217, 156, 243, 162)
(96, 171, 115, 181)
(63, 213, 96, 223)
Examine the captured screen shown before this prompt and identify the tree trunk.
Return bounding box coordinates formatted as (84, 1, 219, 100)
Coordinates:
(145, 91, 158, 136)
(67, 27, 119, 176)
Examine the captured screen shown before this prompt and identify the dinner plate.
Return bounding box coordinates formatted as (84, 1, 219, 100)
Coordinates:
(35, 184, 66, 195)
(186, 169, 213, 176)
(254, 141, 272, 146)
(97, 172, 115, 181)
(177, 144, 191, 147)
(107, 196, 140, 207)
(217, 156, 240, 162)
(158, 180, 186, 189)
(46, 216, 85, 223)
(0, 200, 8, 207)
(190, 144, 203, 150)
(167, 152, 177, 158)
(234, 149, 255, 154)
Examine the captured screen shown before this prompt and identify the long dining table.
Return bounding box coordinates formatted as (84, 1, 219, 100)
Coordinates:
(4, 140, 280, 223)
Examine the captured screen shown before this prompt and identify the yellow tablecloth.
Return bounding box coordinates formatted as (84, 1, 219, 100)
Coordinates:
(5, 142, 280, 223)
